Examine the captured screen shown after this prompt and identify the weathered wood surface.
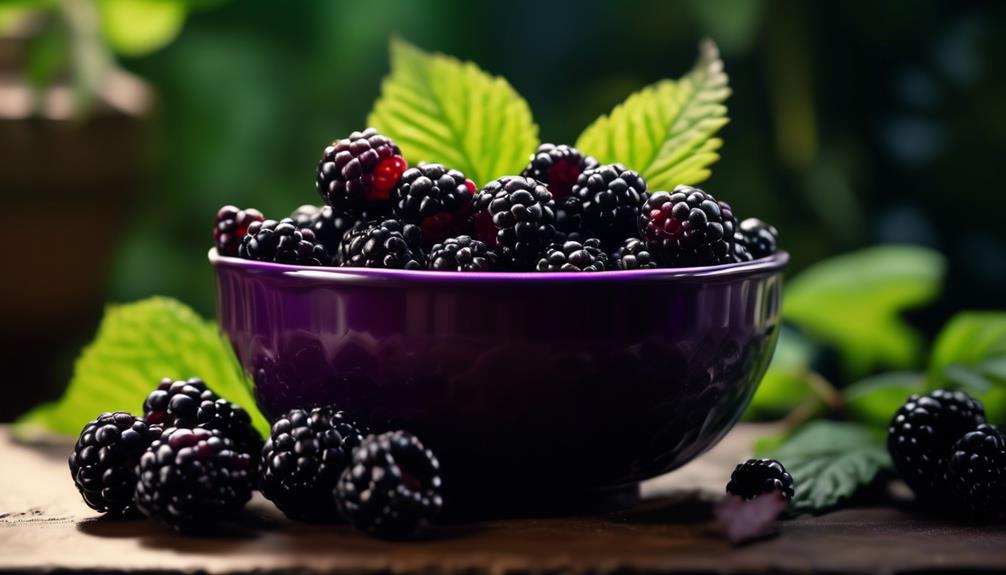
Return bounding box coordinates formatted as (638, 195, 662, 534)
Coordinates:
(2, 425, 1003, 574)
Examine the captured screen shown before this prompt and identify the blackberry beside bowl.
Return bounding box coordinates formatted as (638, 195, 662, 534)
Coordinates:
(210, 250, 787, 512)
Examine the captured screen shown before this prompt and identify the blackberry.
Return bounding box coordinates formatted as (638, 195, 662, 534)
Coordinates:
(732, 233, 754, 262)
(143, 377, 262, 455)
(238, 218, 329, 266)
(888, 390, 986, 501)
(428, 235, 496, 272)
(947, 424, 1006, 519)
(570, 163, 647, 247)
(339, 219, 426, 269)
(536, 239, 609, 272)
(316, 128, 406, 214)
(726, 458, 795, 501)
(471, 176, 556, 269)
(260, 406, 367, 522)
(134, 427, 255, 532)
(613, 237, 658, 270)
(520, 143, 598, 199)
(291, 205, 363, 264)
(391, 163, 476, 247)
(739, 218, 779, 259)
(554, 195, 587, 243)
(336, 431, 443, 539)
(68, 412, 162, 516)
(641, 185, 739, 266)
(214, 205, 264, 257)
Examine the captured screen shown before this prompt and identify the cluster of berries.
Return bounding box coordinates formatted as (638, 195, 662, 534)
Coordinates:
(888, 389, 1006, 519)
(69, 379, 442, 538)
(213, 129, 779, 272)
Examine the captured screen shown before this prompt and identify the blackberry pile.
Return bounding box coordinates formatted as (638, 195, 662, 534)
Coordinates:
(215, 130, 780, 271)
(887, 389, 1006, 519)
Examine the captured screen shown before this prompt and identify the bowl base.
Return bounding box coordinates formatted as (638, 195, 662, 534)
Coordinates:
(443, 484, 641, 520)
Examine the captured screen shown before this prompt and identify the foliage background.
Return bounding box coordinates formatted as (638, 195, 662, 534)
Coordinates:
(2, 0, 1005, 421)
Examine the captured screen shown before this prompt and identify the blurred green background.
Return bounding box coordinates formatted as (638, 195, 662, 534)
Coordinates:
(2, 0, 1005, 421)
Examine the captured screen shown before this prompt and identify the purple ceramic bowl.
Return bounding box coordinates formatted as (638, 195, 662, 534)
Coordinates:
(211, 250, 787, 509)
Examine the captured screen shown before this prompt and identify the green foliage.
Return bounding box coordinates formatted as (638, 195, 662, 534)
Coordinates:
(97, 0, 188, 57)
(782, 245, 945, 378)
(369, 38, 539, 186)
(758, 421, 891, 513)
(16, 297, 268, 439)
(928, 312, 1006, 424)
(843, 371, 924, 429)
(575, 39, 729, 190)
(745, 327, 817, 419)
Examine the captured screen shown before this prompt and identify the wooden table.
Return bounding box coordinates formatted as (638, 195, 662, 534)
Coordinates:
(2, 424, 1004, 574)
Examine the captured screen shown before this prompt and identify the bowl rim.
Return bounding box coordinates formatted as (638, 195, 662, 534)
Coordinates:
(209, 248, 788, 284)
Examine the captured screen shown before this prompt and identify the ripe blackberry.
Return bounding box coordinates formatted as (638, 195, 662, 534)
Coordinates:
(520, 143, 599, 199)
(339, 219, 426, 269)
(947, 424, 1006, 519)
(641, 185, 739, 266)
(143, 377, 262, 455)
(613, 237, 658, 270)
(739, 218, 779, 259)
(134, 427, 255, 532)
(471, 176, 556, 269)
(68, 412, 162, 515)
(428, 235, 495, 272)
(316, 128, 406, 213)
(336, 431, 443, 539)
(214, 205, 264, 257)
(291, 205, 363, 264)
(260, 406, 367, 522)
(726, 458, 795, 501)
(391, 163, 475, 247)
(554, 195, 587, 243)
(570, 163, 648, 247)
(536, 239, 609, 272)
(732, 233, 754, 262)
(238, 218, 329, 266)
(888, 390, 986, 501)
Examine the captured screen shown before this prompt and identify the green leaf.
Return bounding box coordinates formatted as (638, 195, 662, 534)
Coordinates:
(98, 0, 188, 57)
(928, 312, 1006, 424)
(368, 38, 539, 186)
(783, 245, 945, 378)
(745, 327, 817, 419)
(16, 297, 268, 439)
(575, 39, 730, 190)
(843, 371, 924, 429)
(761, 421, 891, 513)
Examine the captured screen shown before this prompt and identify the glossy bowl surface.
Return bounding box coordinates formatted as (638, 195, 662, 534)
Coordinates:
(211, 250, 787, 506)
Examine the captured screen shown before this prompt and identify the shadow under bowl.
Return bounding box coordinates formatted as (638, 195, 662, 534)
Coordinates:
(211, 250, 788, 512)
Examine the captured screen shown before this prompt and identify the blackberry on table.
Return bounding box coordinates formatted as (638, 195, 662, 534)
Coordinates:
(391, 163, 475, 248)
(471, 176, 556, 269)
(739, 218, 779, 259)
(69, 412, 162, 516)
(336, 431, 443, 539)
(726, 458, 795, 501)
(134, 427, 255, 532)
(536, 239, 609, 272)
(641, 185, 739, 266)
(520, 143, 598, 199)
(571, 163, 648, 247)
(428, 235, 495, 272)
(260, 406, 367, 522)
(143, 377, 262, 455)
(214, 205, 264, 257)
(613, 237, 658, 270)
(291, 205, 362, 264)
(947, 424, 1006, 519)
(316, 128, 406, 214)
(339, 219, 426, 269)
(888, 390, 986, 501)
(238, 218, 329, 266)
